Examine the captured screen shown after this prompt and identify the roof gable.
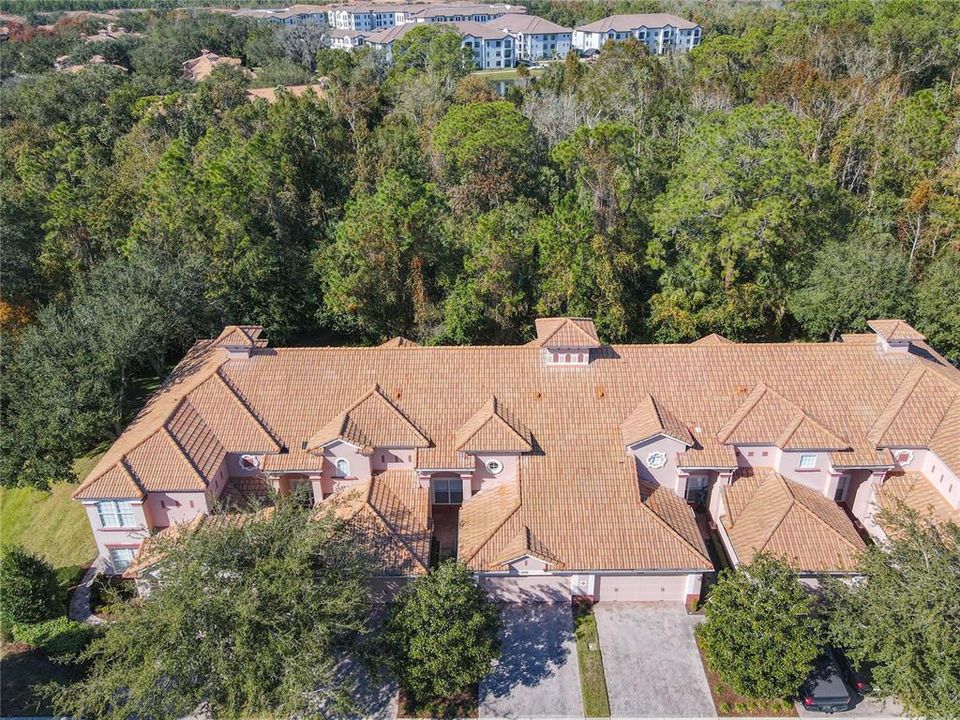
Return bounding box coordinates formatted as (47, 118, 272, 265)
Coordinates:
(74, 462, 143, 500)
(184, 373, 282, 453)
(691, 333, 733, 346)
(491, 525, 564, 570)
(455, 397, 533, 453)
(723, 470, 865, 571)
(621, 394, 693, 447)
(717, 383, 849, 450)
(307, 385, 430, 451)
(531, 317, 600, 348)
(868, 367, 956, 449)
(868, 319, 925, 342)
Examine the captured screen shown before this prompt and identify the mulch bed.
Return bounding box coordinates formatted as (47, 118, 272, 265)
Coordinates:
(695, 638, 797, 717)
(397, 684, 479, 718)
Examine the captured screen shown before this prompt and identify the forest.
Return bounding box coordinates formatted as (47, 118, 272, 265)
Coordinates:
(1, 0, 958, 489)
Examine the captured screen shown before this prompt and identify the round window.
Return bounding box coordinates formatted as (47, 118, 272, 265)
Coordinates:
(485, 459, 504, 475)
(240, 454, 260, 470)
(646, 451, 667, 469)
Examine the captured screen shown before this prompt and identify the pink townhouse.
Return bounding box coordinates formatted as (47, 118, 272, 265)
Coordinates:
(74, 317, 960, 600)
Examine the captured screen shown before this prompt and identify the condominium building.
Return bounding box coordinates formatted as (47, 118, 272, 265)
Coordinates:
(366, 20, 515, 69)
(484, 13, 572, 62)
(76, 318, 959, 603)
(572, 13, 702, 54)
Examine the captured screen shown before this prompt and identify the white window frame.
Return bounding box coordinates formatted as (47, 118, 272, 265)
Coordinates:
(108, 547, 136, 571)
(334, 458, 350, 478)
(433, 477, 464, 504)
(96, 500, 136, 528)
(798, 454, 817, 469)
(685, 474, 709, 502)
(485, 459, 504, 475)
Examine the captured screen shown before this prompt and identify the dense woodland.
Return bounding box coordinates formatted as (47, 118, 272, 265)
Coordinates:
(1, 0, 958, 489)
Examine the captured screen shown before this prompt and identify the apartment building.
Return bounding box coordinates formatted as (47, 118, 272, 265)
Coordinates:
(75, 318, 959, 602)
(572, 13, 702, 54)
(484, 13, 572, 62)
(367, 21, 515, 69)
(327, 27, 371, 50)
(234, 4, 329, 25)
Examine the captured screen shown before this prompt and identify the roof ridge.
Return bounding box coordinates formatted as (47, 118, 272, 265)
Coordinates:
(459, 482, 523, 565)
(213, 369, 284, 449)
(868, 365, 928, 446)
(638, 492, 712, 567)
(755, 474, 798, 554)
(788, 483, 864, 552)
(717, 383, 769, 443)
(364, 478, 430, 571)
(161, 425, 208, 486)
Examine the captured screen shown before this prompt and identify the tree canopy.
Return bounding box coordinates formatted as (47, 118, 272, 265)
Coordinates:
(53, 497, 379, 719)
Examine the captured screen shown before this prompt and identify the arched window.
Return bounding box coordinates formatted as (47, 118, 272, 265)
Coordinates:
(334, 458, 350, 478)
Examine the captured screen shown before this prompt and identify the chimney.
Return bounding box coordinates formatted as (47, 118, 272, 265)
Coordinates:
(214, 325, 265, 359)
(867, 319, 925, 355)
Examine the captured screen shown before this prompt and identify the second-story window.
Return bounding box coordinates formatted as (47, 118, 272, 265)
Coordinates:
(334, 458, 350, 478)
(96, 500, 136, 528)
(798, 454, 817, 469)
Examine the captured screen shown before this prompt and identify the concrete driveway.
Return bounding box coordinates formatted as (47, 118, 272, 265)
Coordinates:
(594, 602, 715, 718)
(480, 603, 584, 718)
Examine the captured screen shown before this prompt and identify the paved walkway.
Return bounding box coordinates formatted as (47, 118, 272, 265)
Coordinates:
(480, 604, 584, 718)
(67, 561, 104, 625)
(594, 602, 715, 718)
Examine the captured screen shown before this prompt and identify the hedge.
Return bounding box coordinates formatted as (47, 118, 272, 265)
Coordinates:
(13, 617, 98, 659)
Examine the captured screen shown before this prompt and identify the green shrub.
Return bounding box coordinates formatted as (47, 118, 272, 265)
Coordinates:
(0, 545, 62, 625)
(13, 617, 97, 659)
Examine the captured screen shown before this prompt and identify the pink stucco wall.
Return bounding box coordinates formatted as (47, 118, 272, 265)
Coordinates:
(324, 440, 372, 481)
(892, 448, 960, 508)
(629, 435, 687, 495)
(82, 500, 150, 568)
(471, 453, 519, 494)
(371, 447, 416, 472)
(143, 490, 210, 528)
(736, 445, 834, 494)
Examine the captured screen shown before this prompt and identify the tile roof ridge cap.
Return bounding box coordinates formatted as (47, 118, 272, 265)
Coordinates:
(76, 426, 168, 497)
(868, 365, 928, 446)
(161, 425, 209, 486)
(717, 383, 769, 443)
(789, 482, 864, 551)
(364, 478, 430, 570)
(459, 482, 522, 565)
(212, 369, 284, 449)
(753, 474, 797, 554)
(638, 489, 711, 566)
(930, 390, 960, 439)
(118, 456, 146, 495)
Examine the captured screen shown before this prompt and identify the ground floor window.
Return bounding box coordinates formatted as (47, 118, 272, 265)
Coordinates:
(108, 547, 136, 572)
(433, 477, 463, 504)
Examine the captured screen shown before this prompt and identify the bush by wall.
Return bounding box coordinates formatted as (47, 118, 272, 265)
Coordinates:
(13, 617, 98, 659)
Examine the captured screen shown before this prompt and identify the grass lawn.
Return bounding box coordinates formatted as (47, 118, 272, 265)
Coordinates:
(572, 601, 611, 717)
(695, 638, 796, 717)
(471, 66, 546, 82)
(0, 446, 105, 570)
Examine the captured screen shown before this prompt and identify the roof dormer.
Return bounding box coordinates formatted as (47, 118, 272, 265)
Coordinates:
(214, 325, 266, 359)
(868, 319, 925, 354)
(530, 317, 601, 365)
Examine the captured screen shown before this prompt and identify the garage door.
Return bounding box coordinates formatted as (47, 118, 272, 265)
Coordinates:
(481, 574, 571, 602)
(595, 575, 686, 602)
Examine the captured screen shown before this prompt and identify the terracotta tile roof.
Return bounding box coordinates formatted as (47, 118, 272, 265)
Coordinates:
(621, 394, 693, 446)
(721, 469, 865, 572)
(840, 333, 877, 344)
(575, 13, 699, 33)
(78, 320, 960, 573)
(691, 333, 733, 346)
(214, 325, 264, 349)
(323, 471, 431, 575)
(717, 383, 850, 450)
(485, 13, 570, 34)
(868, 319, 926, 342)
(868, 366, 958, 448)
(640, 480, 708, 559)
(307, 385, 431, 451)
(929, 396, 960, 479)
(490, 525, 565, 570)
(74, 462, 143, 500)
(455, 397, 533, 453)
(875, 471, 960, 529)
(530, 317, 600, 348)
(459, 482, 521, 564)
(378, 336, 420, 348)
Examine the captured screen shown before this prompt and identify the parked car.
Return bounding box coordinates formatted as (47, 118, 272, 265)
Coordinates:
(834, 647, 873, 695)
(801, 650, 856, 713)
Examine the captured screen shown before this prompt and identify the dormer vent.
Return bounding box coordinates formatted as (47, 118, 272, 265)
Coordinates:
(530, 317, 601, 365)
